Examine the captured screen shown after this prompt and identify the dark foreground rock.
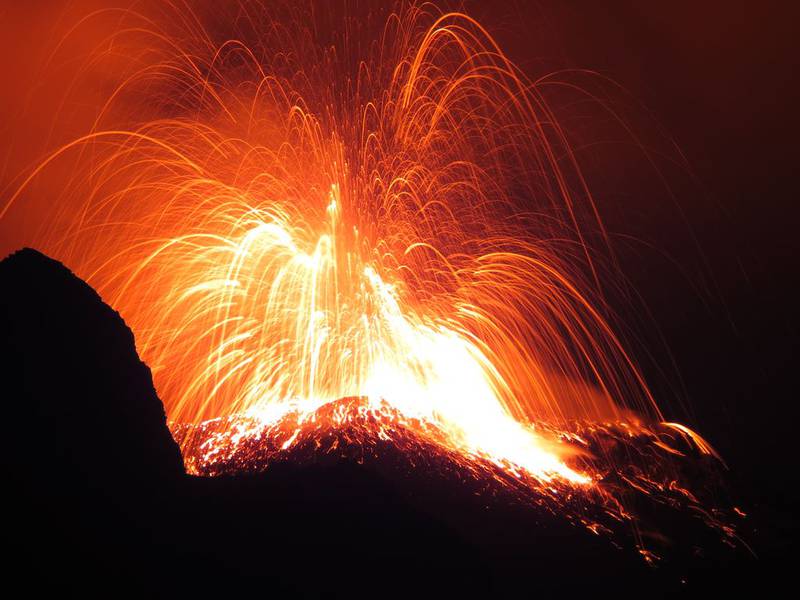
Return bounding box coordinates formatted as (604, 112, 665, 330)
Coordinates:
(0, 248, 762, 598)
(1, 248, 184, 594)
(0, 248, 486, 598)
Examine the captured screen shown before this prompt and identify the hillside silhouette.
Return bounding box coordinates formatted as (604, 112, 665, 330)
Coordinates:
(0, 248, 755, 598)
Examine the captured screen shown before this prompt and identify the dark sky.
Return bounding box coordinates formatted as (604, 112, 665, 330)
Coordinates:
(490, 1, 799, 532)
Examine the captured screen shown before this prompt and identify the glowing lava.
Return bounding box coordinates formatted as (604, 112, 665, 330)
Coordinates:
(139, 180, 588, 483)
(0, 1, 740, 558)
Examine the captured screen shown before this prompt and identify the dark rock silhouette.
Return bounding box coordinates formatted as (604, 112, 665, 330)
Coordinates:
(0, 248, 486, 598)
(1, 248, 184, 595)
(1, 248, 184, 478)
(0, 248, 758, 598)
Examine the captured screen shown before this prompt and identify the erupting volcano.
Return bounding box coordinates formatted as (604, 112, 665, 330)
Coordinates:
(0, 0, 746, 568)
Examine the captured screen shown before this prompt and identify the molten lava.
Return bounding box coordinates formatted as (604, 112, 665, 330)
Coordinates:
(0, 1, 742, 561)
(137, 181, 588, 483)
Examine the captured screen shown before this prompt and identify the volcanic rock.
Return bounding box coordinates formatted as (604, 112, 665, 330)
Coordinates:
(0, 248, 485, 598)
(0, 247, 756, 598)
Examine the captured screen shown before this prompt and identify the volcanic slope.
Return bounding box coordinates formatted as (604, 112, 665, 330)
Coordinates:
(0, 247, 753, 598)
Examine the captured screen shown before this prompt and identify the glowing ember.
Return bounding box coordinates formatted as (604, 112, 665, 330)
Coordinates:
(0, 1, 741, 559)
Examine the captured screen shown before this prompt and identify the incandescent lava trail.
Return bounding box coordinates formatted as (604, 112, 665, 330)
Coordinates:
(0, 0, 740, 560)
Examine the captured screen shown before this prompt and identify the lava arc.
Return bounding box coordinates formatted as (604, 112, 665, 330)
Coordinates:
(0, 1, 736, 558)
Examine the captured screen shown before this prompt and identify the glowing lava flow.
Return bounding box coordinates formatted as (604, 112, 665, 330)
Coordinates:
(149, 181, 588, 484)
(0, 1, 738, 554)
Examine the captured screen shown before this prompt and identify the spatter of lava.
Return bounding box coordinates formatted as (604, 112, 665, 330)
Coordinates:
(0, 1, 748, 564)
(173, 396, 744, 563)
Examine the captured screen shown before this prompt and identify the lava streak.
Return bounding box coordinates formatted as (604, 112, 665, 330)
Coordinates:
(1, 0, 730, 543)
(152, 181, 588, 483)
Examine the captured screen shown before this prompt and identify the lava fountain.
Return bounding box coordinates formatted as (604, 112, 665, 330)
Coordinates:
(0, 0, 740, 559)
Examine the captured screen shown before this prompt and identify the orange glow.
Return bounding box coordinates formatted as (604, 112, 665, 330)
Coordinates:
(0, 2, 735, 552)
